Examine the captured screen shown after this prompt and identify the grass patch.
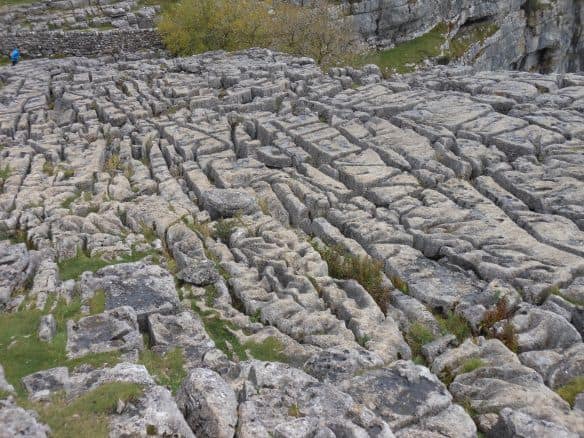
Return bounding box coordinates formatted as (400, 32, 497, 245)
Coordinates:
(556, 377, 584, 407)
(0, 164, 11, 180)
(406, 322, 435, 360)
(204, 284, 218, 307)
(288, 403, 302, 418)
(214, 218, 239, 242)
(436, 311, 471, 342)
(89, 289, 106, 315)
(361, 23, 447, 75)
(460, 357, 485, 374)
(61, 193, 79, 209)
(29, 382, 143, 438)
(42, 161, 55, 176)
(447, 22, 499, 60)
(139, 348, 186, 394)
(199, 315, 246, 360)
(0, 299, 121, 396)
(58, 250, 156, 281)
(312, 242, 389, 313)
(244, 336, 288, 363)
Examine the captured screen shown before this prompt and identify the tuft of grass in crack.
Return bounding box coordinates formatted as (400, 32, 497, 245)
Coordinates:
(460, 357, 485, 374)
(27, 383, 143, 438)
(191, 301, 288, 363)
(406, 322, 435, 364)
(89, 289, 106, 315)
(436, 311, 471, 342)
(556, 377, 584, 407)
(312, 241, 389, 314)
(139, 348, 186, 394)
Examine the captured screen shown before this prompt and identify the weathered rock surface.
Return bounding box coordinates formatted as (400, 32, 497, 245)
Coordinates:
(1, 49, 584, 437)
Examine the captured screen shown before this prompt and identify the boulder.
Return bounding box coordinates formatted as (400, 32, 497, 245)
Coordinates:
(176, 368, 238, 438)
(66, 306, 143, 359)
(201, 189, 258, 220)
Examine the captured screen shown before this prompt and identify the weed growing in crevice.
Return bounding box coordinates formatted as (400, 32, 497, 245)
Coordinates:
(405, 322, 435, 365)
(139, 348, 186, 394)
(311, 242, 389, 314)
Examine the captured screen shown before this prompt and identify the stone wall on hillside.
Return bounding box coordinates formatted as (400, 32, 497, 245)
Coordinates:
(0, 29, 164, 58)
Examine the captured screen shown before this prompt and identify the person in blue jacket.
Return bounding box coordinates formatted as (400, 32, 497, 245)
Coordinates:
(10, 48, 20, 66)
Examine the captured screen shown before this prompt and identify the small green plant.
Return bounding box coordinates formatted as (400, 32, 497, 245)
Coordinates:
(204, 284, 218, 307)
(357, 334, 371, 348)
(436, 311, 471, 341)
(61, 193, 79, 209)
(139, 348, 186, 394)
(406, 322, 435, 359)
(556, 377, 584, 407)
(460, 357, 485, 374)
(0, 164, 12, 181)
(250, 309, 262, 323)
(244, 337, 288, 363)
(89, 289, 106, 314)
(104, 153, 122, 175)
(214, 218, 238, 242)
(391, 275, 409, 294)
(42, 161, 55, 176)
(288, 403, 302, 418)
(312, 242, 389, 314)
(139, 222, 158, 243)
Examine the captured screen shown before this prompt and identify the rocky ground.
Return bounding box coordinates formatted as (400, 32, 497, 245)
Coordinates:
(1, 49, 584, 437)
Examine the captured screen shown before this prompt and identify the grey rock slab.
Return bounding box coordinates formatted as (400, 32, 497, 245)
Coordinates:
(340, 360, 475, 436)
(66, 306, 143, 359)
(202, 188, 259, 220)
(0, 398, 50, 438)
(82, 262, 180, 328)
(176, 368, 238, 438)
(21, 367, 70, 400)
(110, 385, 195, 438)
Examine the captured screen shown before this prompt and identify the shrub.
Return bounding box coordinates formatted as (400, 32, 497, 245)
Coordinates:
(158, 0, 359, 68)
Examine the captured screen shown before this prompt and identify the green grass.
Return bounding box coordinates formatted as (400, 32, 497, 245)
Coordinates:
(214, 218, 239, 242)
(58, 250, 156, 281)
(191, 302, 288, 363)
(361, 23, 448, 74)
(312, 242, 389, 313)
(0, 164, 11, 180)
(139, 348, 186, 394)
(89, 289, 106, 314)
(460, 357, 485, 374)
(245, 336, 288, 362)
(204, 284, 218, 307)
(27, 382, 143, 438)
(447, 22, 499, 60)
(0, 299, 121, 396)
(61, 193, 79, 209)
(406, 322, 435, 361)
(556, 377, 584, 407)
(436, 311, 472, 342)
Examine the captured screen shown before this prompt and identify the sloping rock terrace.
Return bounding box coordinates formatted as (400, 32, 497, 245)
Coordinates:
(1, 49, 584, 436)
